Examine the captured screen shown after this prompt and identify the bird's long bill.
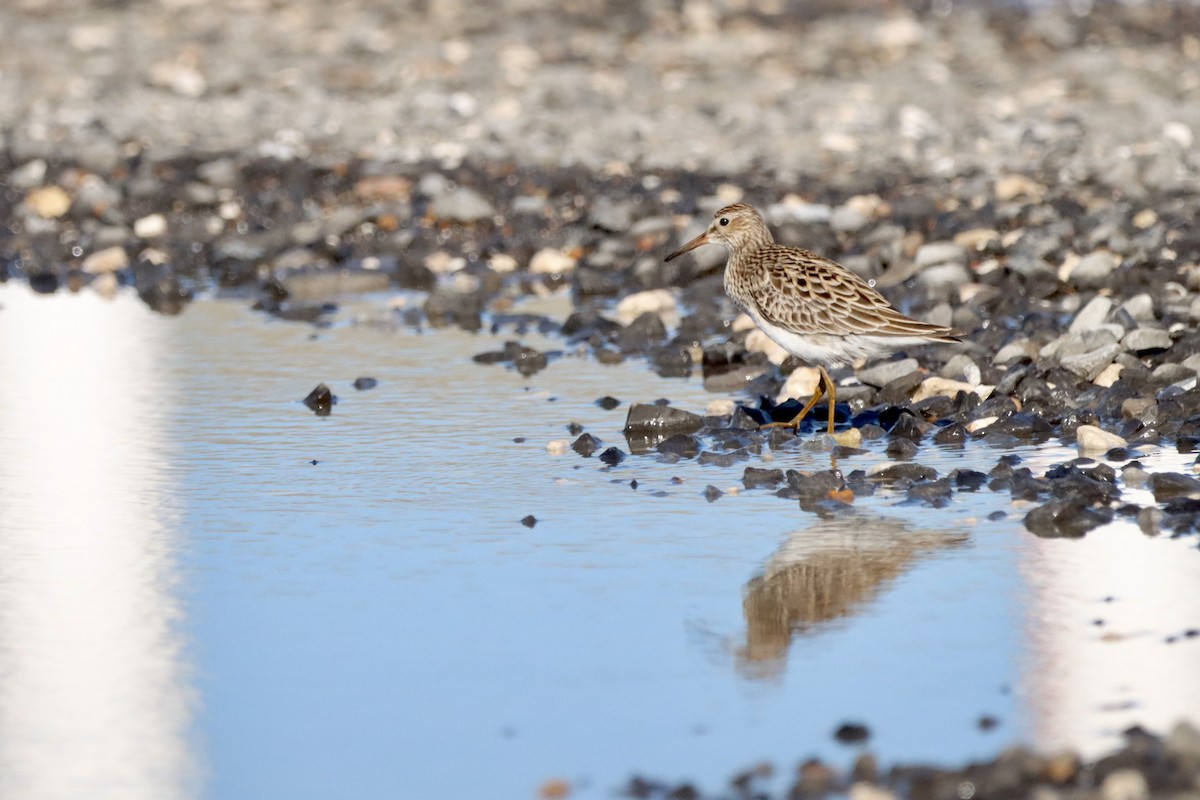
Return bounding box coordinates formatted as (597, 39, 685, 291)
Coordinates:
(664, 231, 710, 262)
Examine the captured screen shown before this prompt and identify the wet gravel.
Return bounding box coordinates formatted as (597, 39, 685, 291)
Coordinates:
(623, 722, 1200, 800)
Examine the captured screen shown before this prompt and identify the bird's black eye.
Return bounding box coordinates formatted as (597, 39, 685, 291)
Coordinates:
(719, 217, 729, 226)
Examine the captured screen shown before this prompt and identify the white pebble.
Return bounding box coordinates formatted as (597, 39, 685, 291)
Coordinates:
(133, 213, 167, 238)
(776, 366, 820, 404)
(1075, 425, 1127, 452)
(81, 246, 129, 274)
(530, 248, 577, 275)
(1100, 769, 1148, 800)
(615, 289, 676, 325)
(745, 329, 790, 365)
(912, 377, 993, 402)
(706, 399, 736, 416)
(1093, 362, 1124, 388)
(488, 253, 518, 273)
(546, 439, 570, 455)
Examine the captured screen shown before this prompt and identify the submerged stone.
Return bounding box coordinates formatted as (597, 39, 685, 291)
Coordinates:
(1024, 500, 1113, 537)
(742, 467, 785, 489)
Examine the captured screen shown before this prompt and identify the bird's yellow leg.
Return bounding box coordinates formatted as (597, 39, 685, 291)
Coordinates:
(763, 372, 826, 432)
(822, 366, 836, 434)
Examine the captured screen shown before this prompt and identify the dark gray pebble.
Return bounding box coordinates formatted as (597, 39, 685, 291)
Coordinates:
(352, 377, 377, 390)
(1149, 472, 1200, 501)
(886, 438, 919, 460)
(651, 345, 693, 378)
(698, 450, 747, 467)
(572, 433, 601, 457)
(520, 515, 537, 528)
(857, 423, 887, 441)
(933, 423, 968, 446)
(870, 463, 937, 482)
(907, 478, 953, 508)
(596, 395, 621, 410)
(787, 469, 846, 510)
(623, 403, 704, 436)
(656, 434, 700, 459)
(834, 722, 871, 744)
(886, 412, 926, 442)
(617, 312, 667, 352)
(950, 469, 988, 491)
(703, 485, 723, 503)
(988, 412, 1054, 440)
(878, 371, 925, 405)
(424, 290, 483, 332)
(599, 447, 626, 466)
(1044, 464, 1120, 505)
(472, 340, 550, 376)
(730, 406, 768, 429)
(1024, 500, 1113, 538)
(561, 310, 622, 342)
(302, 383, 335, 416)
(743, 467, 785, 490)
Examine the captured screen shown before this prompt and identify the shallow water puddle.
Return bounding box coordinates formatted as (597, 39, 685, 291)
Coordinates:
(0, 284, 1197, 800)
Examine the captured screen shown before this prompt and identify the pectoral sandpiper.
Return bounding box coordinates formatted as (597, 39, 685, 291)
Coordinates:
(665, 203, 958, 434)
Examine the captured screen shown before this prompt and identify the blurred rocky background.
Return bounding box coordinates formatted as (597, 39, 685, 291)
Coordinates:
(2, 0, 1197, 179)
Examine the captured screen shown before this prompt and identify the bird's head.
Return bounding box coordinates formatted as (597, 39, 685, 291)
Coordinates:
(664, 203, 771, 262)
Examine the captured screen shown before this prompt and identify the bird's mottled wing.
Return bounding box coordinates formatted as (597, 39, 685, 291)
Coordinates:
(749, 246, 954, 338)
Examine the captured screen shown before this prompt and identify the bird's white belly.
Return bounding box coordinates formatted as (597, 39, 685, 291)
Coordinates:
(746, 307, 929, 368)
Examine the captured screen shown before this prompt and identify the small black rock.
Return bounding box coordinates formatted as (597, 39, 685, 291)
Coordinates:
(743, 467, 785, 489)
(599, 447, 626, 466)
(1149, 472, 1200, 501)
(951, 469, 988, 491)
(886, 438, 919, 460)
(656, 434, 700, 459)
(623, 403, 704, 436)
(1024, 499, 1113, 538)
(870, 463, 937, 482)
(353, 377, 378, 390)
(572, 433, 601, 458)
(596, 395, 621, 410)
(887, 411, 926, 442)
(520, 515, 537, 528)
(933, 422, 968, 446)
(834, 722, 871, 745)
(303, 383, 335, 416)
(907, 478, 953, 508)
(730, 406, 768, 429)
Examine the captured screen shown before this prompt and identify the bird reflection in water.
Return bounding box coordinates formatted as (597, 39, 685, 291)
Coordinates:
(737, 512, 967, 680)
